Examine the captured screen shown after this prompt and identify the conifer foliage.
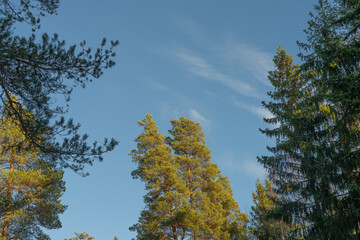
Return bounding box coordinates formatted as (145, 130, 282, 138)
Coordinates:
(131, 114, 248, 240)
(250, 179, 291, 240)
(0, 97, 66, 240)
(260, 0, 360, 239)
(129, 114, 187, 240)
(65, 232, 95, 240)
(259, 47, 307, 237)
(0, 0, 119, 175)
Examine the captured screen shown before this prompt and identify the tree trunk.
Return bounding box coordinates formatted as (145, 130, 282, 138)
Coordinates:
(188, 162, 194, 210)
(170, 203, 178, 240)
(170, 197, 178, 240)
(173, 226, 178, 240)
(194, 232, 198, 240)
(165, 176, 178, 240)
(3, 155, 15, 240)
(186, 153, 197, 240)
(181, 227, 186, 240)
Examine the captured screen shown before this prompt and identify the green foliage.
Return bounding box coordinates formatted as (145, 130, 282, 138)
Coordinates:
(260, 1, 360, 239)
(131, 115, 248, 240)
(169, 116, 248, 240)
(0, 98, 66, 240)
(0, 0, 119, 175)
(0, 0, 59, 27)
(260, 45, 330, 239)
(65, 232, 95, 240)
(129, 114, 188, 240)
(250, 179, 292, 240)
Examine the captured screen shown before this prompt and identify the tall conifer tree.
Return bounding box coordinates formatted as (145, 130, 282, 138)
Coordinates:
(298, 0, 360, 237)
(295, 0, 360, 237)
(260, 1, 360, 238)
(259, 46, 321, 238)
(131, 115, 248, 240)
(169, 116, 248, 240)
(130, 114, 187, 240)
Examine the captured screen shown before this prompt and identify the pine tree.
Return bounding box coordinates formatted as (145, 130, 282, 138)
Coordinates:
(0, 0, 118, 175)
(130, 114, 188, 240)
(0, 97, 66, 240)
(169, 116, 248, 240)
(131, 115, 248, 240)
(65, 232, 95, 240)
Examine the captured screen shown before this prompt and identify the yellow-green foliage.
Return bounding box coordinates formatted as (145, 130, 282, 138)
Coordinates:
(250, 179, 291, 240)
(0, 98, 66, 240)
(131, 114, 249, 240)
(65, 232, 95, 240)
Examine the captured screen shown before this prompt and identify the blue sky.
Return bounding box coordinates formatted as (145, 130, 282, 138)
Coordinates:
(15, 1, 315, 239)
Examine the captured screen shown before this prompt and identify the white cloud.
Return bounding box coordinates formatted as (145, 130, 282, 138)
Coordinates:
(189, 109, 212, 128)
(221, 152, 266, 180)
(242, 160, 267, 179)
(147, 79, 167, 91)
(174, 50, 260, 98)
(220, 38, 274, 86)
(175, 18, 204, 40)
(233, 99, 274, 119)
(160, 103, 180, 120)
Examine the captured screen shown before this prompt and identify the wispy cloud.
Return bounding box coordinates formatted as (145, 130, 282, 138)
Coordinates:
(174, 50, 260, 98)
(233, 99, 274, 119)
(160, 103, 181, 120)
(147, 79, 168, 91)
(241, 159, 267, 180)
(220, 38, 274, 86)
(221, 152, 266, 180)
(174, 18, 204, 40)
(189, 109, 212, 129)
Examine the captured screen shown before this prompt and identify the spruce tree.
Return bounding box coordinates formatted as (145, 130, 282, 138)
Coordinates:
(260, 1, 360, 238)
(297, 0, 360, 237)
(258, 47, 316, 236)
(329, 0, 360, 236)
